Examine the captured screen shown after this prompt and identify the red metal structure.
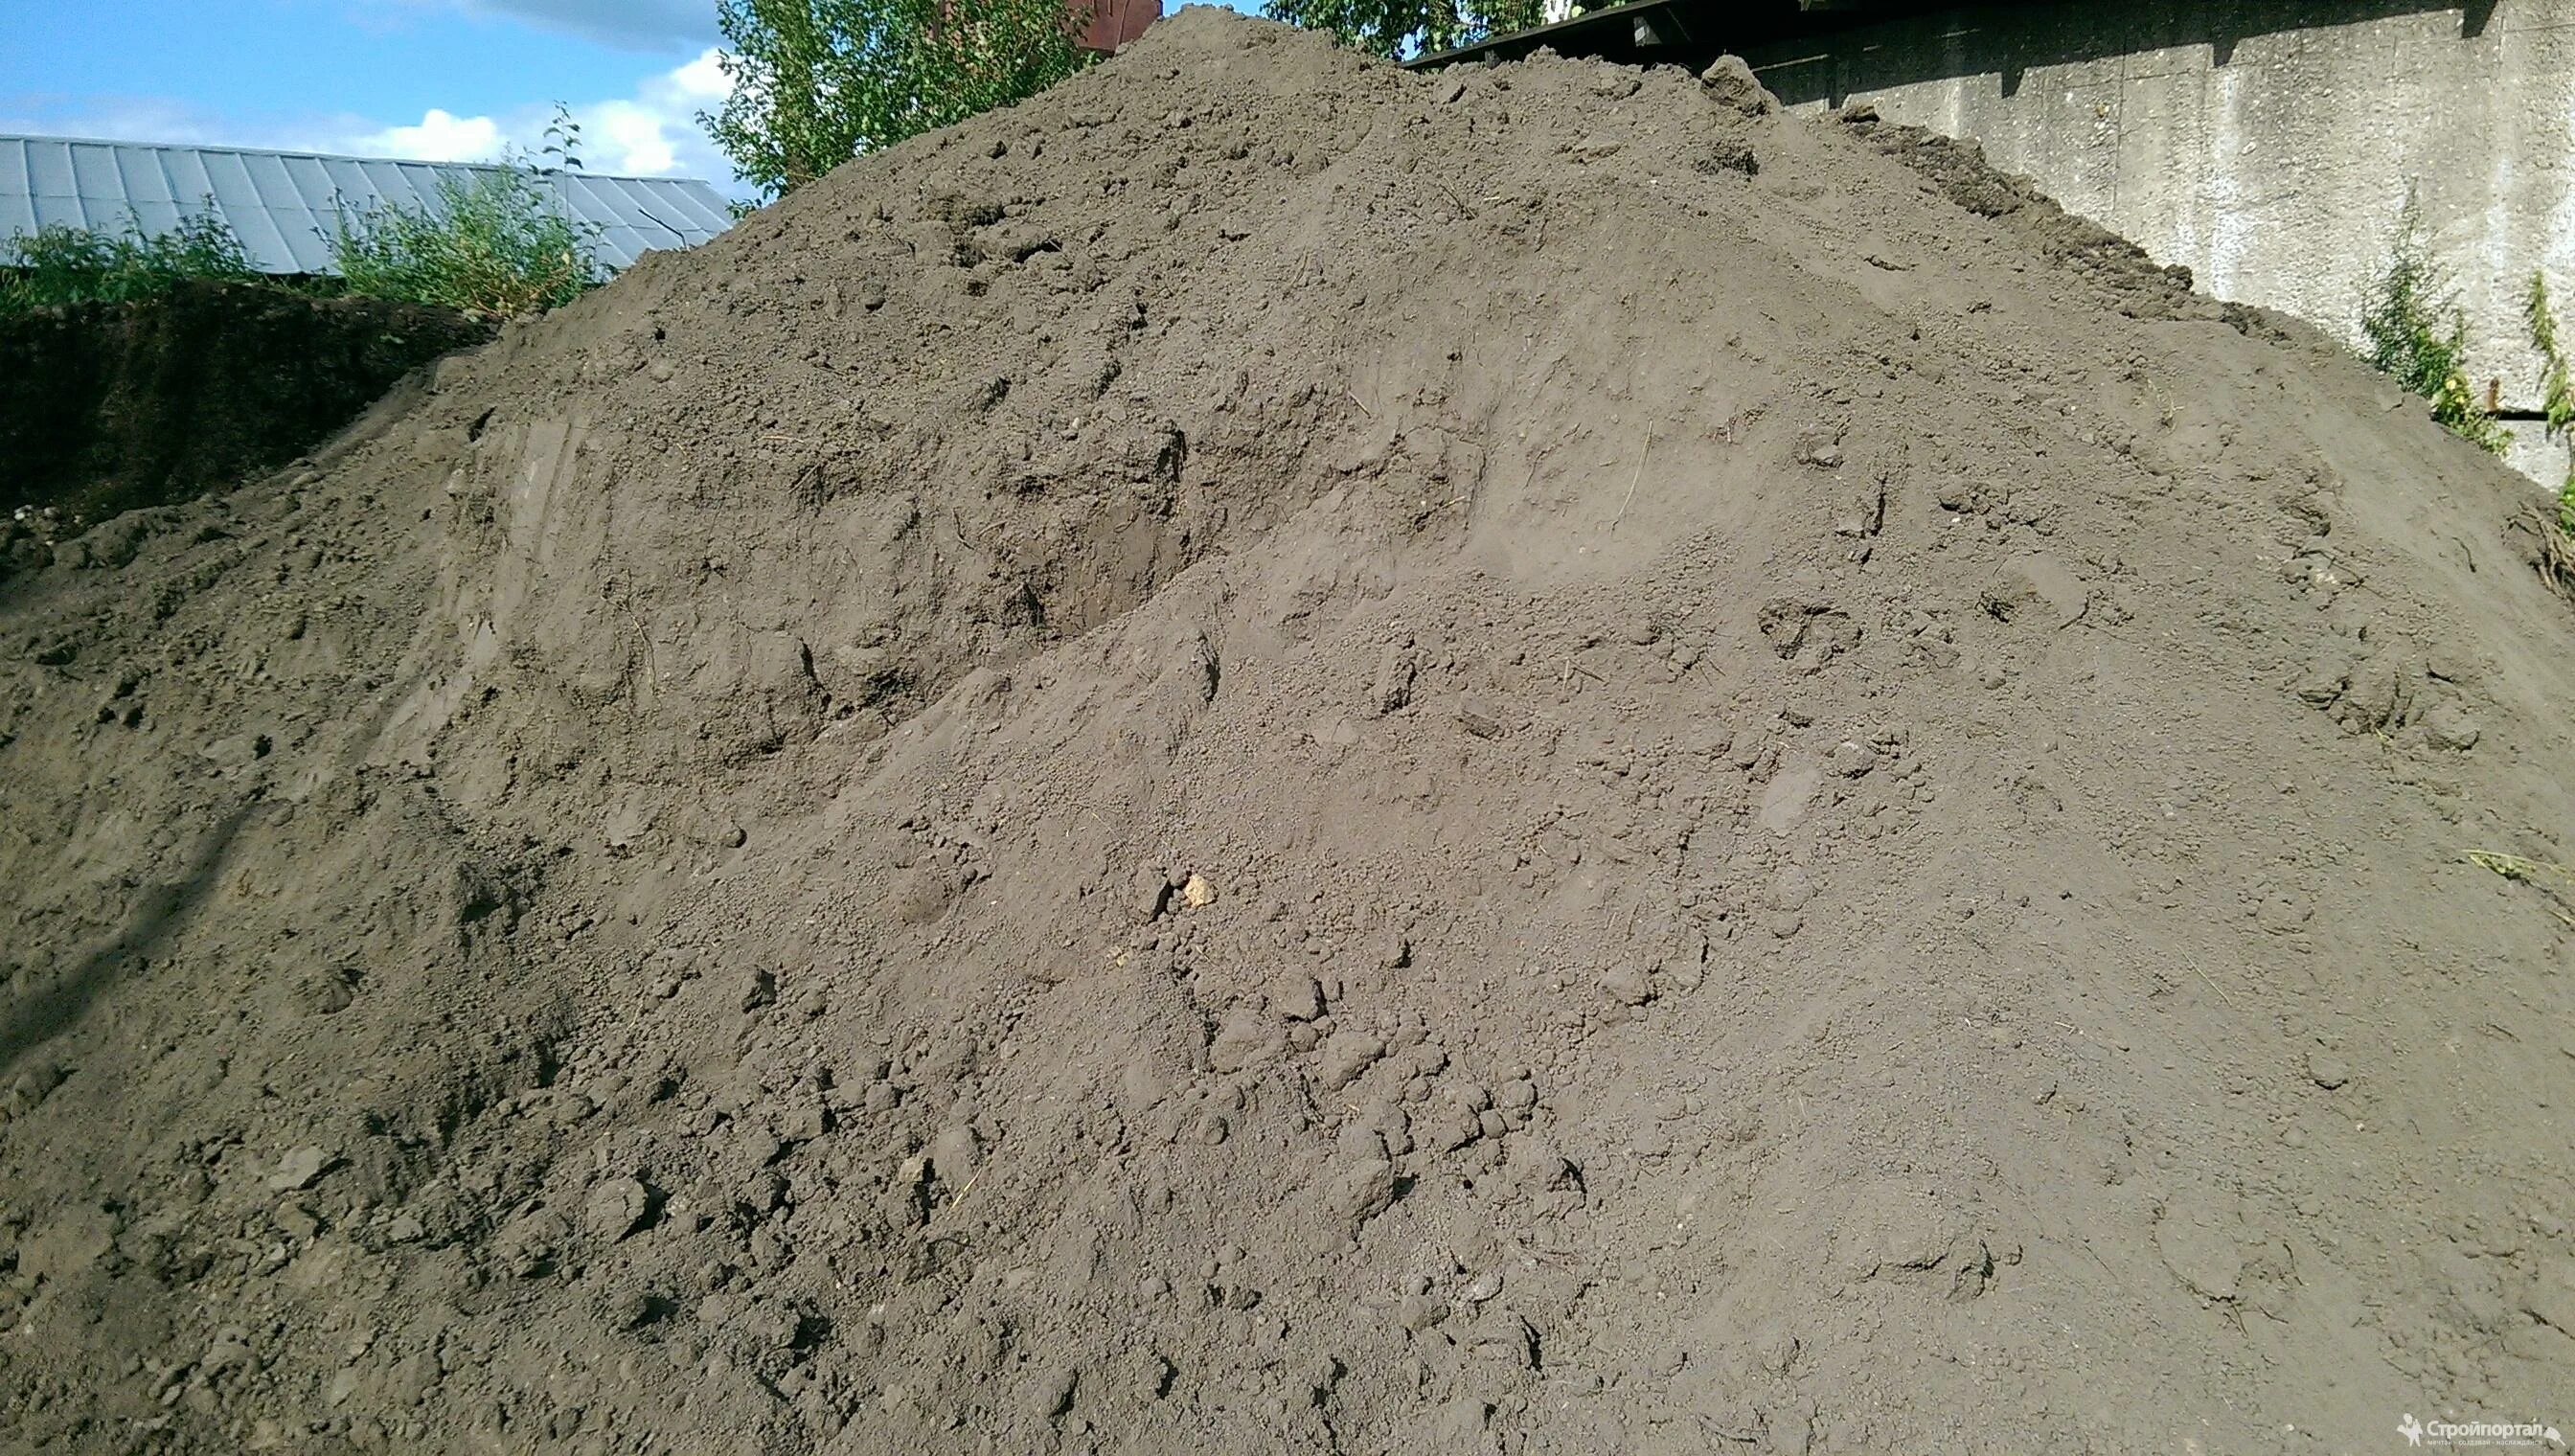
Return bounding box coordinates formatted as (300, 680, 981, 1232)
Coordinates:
(1077, 0, 1159, 52)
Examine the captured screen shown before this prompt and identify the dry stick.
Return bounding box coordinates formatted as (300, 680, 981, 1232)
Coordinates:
(1612, 432, 1652, 529)
(2191, 962, 2238, 1012)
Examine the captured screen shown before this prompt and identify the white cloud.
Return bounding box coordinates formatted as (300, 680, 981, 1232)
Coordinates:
(659, 47, 734, 108)
(326, 48, 735, 184)
(359, 107, 508, 163)
(578, 101, 678, 174)
(559, 48, 734, 178)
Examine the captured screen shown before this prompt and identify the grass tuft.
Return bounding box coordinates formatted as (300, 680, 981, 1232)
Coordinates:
(2464, 850, 2569, 883)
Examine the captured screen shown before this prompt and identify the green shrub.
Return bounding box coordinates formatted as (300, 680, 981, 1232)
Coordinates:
(2, 159, 599, 324)
(2359, 193, 2511, 455)
(0, 209, 259, 315)
(329, 166, 600, 318)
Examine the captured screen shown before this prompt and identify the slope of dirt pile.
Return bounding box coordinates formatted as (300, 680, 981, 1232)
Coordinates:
(0, 280, 492, 534)
(5, 12, 2573, 1453)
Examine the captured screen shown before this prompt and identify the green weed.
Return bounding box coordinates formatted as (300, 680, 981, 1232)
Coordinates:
(328, 165, 601, 318)
(0, 209, 258, 315)
(2525, 272, 2575, 530)
(2359, 193, 2511, 455)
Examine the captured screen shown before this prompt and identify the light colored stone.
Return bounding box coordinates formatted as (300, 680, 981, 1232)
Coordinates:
(583, 1177, 651, 1241)
(266, 1146, 331, 1193)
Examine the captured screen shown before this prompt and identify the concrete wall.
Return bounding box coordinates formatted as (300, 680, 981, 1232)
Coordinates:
(1741, 0, 2575, 486)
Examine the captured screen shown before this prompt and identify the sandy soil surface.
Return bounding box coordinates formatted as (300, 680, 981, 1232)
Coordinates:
(3, 11, 2571, 1454)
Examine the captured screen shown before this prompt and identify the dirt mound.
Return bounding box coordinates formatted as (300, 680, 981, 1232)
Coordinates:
(0, 280, 491, 533)
(5, 11, 2573, 1452)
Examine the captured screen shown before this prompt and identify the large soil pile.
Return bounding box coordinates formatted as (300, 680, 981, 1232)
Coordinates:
(5, 12, 2571, 1453)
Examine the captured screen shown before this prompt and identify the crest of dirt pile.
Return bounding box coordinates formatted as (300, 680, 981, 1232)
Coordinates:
(4, 11, 2572, 1452)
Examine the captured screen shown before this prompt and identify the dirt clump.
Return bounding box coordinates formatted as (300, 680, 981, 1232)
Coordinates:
(3, 11, 2572, 1453)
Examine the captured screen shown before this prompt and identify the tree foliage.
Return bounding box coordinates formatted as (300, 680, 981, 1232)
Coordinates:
(1260, 0, 1546, 60)
(703, 0, 1094, 203)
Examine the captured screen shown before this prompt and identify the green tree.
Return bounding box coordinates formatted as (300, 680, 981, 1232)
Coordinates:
(702, 0, 1094, 204)
(1261, 0, 1546, 60)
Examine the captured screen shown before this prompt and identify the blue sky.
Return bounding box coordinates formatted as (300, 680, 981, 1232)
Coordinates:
(1, 0, 732, 176)
(0, 0, 1261, 189)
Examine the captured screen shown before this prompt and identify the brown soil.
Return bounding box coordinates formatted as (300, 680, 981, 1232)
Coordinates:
(0, 280, 492, 532)
(4, 13, 2572, 1453)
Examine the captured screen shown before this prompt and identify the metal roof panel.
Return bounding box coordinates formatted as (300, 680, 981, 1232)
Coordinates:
(24, 142, 76, 206)
(277, 153, 335, 212)
(194, 151, 258, 214)
(112, 146, 177, 206)
(125, 199, 184, 239)
(242, 151, 303, 210)
(161, 148, 215, 210)
(0, 134, 733, 276)
(70, 145, 127, 208)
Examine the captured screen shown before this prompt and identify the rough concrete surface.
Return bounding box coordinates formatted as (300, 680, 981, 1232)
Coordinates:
(3, 12, 2573, 1454)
